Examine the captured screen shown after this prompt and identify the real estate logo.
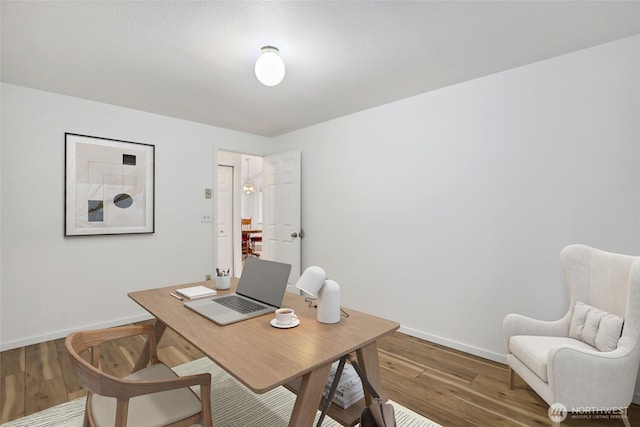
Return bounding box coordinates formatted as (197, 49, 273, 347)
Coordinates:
(548, 403, 568, 422)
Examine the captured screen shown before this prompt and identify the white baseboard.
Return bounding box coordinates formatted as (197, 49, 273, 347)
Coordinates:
(7, 317, 639, 405)
(2, 316, 507, 361)
(398, 325, 507, 364)
(0, 313, 154, 352)
(397, 327, 640, 406)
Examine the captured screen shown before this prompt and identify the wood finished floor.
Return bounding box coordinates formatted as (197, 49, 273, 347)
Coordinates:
(1, 328, 639, 426)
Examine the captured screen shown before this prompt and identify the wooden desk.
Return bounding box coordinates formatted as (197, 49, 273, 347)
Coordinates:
(128, 280, 399, 427)
(241, 229, 262, 256)
(241, 228, 262, 235)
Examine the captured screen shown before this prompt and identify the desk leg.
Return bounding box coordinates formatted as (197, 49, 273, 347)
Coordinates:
(133, 319, 167, 372)
(152, 320, 168, 342)
(289, 363, 332, 427)
(356, 341, 384, 405)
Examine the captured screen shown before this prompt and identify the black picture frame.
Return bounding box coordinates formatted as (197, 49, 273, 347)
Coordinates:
(65, 133, 155, 236)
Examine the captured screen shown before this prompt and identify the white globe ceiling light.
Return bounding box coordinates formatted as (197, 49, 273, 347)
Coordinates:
(255, 46, 285, 86)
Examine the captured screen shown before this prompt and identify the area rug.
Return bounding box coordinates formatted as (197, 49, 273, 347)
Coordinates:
(1, 357, 441, 427)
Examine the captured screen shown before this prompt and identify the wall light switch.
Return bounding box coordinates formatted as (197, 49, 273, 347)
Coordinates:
(201, 213, 212, 223)
(205, 188, 212, 199)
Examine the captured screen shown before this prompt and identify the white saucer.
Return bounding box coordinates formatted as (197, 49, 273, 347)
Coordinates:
(270, 318, 300, 329)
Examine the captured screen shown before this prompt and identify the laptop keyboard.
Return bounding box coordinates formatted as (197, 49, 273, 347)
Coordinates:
(213, 295, 266, 314)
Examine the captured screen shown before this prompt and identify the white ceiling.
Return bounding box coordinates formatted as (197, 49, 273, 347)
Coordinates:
(2, 1, 640, 137)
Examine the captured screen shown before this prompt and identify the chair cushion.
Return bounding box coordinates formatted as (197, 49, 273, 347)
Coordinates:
(569, 301, 624, 352)
(509, 335, 597, 382)
(90, 363, 202, 427)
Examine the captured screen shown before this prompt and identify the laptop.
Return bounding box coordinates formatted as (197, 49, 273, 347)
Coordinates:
(185, 258, 292, 325)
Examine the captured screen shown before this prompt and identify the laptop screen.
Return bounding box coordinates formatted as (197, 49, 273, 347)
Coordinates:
(237, 258, 292, 307)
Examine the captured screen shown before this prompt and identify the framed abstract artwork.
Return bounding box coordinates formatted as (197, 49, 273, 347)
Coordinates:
(65, 133, 155, 236)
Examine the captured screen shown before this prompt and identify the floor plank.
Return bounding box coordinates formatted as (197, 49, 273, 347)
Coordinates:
(0, 347, 24, 377)
(25, 376, 68, 416)
(24, 341, 62, 384)
(54, 339, 84, 400)
(0, 373, 25, 422)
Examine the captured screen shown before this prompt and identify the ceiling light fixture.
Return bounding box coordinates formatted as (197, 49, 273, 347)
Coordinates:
(243, 158, 255, 195)
(255, 46, 285, 86)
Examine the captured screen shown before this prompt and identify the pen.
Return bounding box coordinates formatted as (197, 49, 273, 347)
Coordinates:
(170, 292, 184, 301)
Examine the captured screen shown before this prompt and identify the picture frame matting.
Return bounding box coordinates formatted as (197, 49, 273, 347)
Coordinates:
(65, 133, 155, 236)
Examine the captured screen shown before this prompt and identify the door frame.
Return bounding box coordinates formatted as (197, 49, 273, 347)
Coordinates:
(215, 149, 301, 283)
(216, 150, 244, 276)
(216, 164, 235, 277)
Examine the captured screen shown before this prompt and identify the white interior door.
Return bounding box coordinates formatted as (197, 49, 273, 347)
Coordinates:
(216, 165, 234, 276)
(262, 150, 301, 293)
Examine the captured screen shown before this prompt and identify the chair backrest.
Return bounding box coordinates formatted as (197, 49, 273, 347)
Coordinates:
(65, 324, 158, 398)
(561, 244, 640, 342)
(66, 325, 211, 427)
(242, 218, 252, 230)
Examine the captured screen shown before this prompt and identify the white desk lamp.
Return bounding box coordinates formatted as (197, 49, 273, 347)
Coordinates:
(295, 266, 341, 324)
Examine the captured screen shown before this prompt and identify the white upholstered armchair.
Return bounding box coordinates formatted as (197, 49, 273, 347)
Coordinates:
(504, 244, 640, 426)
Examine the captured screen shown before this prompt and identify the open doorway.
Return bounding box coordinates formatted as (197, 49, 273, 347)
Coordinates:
(240, 155, 263, 261)
(216, 149, 302, 292)
(217, 151, 263, 277)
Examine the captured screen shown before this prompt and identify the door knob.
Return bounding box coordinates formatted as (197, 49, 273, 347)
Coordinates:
(291, 232, 298, 238)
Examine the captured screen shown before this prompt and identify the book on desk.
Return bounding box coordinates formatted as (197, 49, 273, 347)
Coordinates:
(176, 285, 217, 299)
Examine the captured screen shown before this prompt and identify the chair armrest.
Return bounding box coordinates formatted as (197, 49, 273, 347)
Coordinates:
(548, 344, 640, 408)
(503, 312, 570, 350)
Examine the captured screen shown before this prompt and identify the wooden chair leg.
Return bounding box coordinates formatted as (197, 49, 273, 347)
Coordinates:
(201, 381, 212, 427)
(508, 366, 515, 390)
(83, 395, 91, 427)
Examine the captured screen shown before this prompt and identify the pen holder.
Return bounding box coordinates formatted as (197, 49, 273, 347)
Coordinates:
(215, 275, 231, 290)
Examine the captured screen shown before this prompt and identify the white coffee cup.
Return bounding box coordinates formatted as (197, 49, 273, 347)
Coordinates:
(275, 308, 298, 325)
(216, 275, 231, 290)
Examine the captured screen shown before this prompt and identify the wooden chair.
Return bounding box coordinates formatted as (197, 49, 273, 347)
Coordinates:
(241, 218, 252, 258)
(65, 324, 212, 427)
(250, 229, 262, 256)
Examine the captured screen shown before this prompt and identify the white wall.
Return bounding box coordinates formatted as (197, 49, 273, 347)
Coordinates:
(1, 34, 639, 390)
(273, 35, 640, 362)
(0, 83, 271, 350)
